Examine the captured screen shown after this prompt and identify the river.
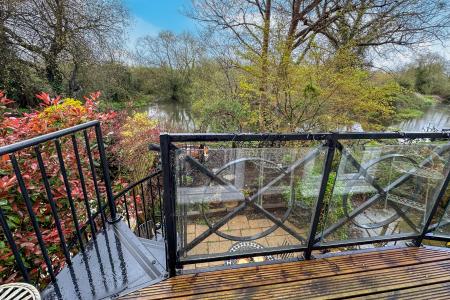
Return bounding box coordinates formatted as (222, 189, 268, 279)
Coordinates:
(393, 103, 450, 132)
(144, 101, 450, 132)
(145, 101, 195, 132)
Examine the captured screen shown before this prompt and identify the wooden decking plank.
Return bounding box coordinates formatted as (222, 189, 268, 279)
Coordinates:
(350, 281, 450, 299)
(141, 253, 444, 294)
(120, 247, 450, 299)
(142, 247, 444, 290)
(185, 260, 450, 300)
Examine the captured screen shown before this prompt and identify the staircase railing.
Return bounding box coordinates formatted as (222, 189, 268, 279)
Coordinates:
(113, 170, 164, 240)
(0, 120, 166, 290)
(0, 121, 118, 286)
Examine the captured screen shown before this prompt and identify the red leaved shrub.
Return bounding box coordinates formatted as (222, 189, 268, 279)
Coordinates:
(0, 91, 145, 286)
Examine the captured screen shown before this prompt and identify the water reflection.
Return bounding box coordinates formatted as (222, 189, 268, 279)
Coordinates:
(144, 101, 450, 133)
(395, 104, 450, 132)
(144, 101, 195, 132)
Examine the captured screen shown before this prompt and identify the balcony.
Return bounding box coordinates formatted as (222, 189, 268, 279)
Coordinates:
(2, 124, 450, 299)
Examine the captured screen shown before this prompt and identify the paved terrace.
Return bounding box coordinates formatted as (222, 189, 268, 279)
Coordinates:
(183, 215, 305, 269)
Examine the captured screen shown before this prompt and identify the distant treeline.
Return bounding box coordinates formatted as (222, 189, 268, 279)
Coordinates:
(1, 0, 450, 132)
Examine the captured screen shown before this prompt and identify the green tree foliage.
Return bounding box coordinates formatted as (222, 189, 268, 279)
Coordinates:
(191, 48, 399, 132)
(396, 53, 450, 101)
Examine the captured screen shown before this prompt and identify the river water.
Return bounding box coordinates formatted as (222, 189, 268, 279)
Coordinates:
(145, 101, 450, 132)
(393, 104, 450, 132)
(145, 101, 195, 132)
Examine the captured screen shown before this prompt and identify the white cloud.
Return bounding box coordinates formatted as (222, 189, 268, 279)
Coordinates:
(126, 16, 160, 50)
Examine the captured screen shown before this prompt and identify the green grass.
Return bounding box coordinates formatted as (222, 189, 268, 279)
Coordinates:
(395, 108, 423, 121)
(99, 94, 155, 111)
(393, 92, 438, 122)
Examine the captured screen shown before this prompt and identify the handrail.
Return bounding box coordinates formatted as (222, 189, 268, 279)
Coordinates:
(114, 169, 162, 199)
(0, 120, 100, 155)
(0, 120, 115, 286)
(85, 169, 163, 223)
(165, 131, 450, 142)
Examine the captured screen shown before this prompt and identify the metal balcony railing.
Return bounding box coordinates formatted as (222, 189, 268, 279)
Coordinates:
(4, 121, 450, 292)
(0, 121, 117, 285)
(161, 132, 450, 276)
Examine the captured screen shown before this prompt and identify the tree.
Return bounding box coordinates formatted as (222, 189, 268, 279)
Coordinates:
(2, 0, 128, 103)
(321, 0, 450, 58)
(135, 31, 205, 102)
(414, 54, 450, 98)
(188, 0, 346, 129)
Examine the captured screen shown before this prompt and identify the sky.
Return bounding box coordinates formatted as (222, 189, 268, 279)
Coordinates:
(125, 0, 196, 47)
(124, 0, 449, 67)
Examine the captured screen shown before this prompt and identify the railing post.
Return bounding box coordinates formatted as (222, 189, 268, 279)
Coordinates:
(95, 123, 119, 223)
(160, 133, 178, 277)
(414, 154, 450, 245)
(0, 207, 30, 283)
(304, 134, 337, 259)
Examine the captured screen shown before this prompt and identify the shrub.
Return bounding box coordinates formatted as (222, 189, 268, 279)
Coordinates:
(114, 112, 159, 182)
(0, 91, 125, 286)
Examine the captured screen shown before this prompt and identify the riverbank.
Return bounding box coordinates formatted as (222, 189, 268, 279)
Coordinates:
(98, 94, 155, 111)
(99, 91, 445, 133)
(393, 92, 438, 122)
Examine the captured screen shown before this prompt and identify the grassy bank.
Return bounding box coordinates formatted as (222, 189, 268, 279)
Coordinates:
(393, 92, 437, 122)
(99, 94, 155, 111)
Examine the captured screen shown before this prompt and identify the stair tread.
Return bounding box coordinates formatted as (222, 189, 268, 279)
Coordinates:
(41, 220, 167, 300)
(138, 237, 167, 269)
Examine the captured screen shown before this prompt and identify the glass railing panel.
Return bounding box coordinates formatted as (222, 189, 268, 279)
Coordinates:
(433, 184, 450, 235)
(318, 142, 450, 245)
(175, 146, 327, 262)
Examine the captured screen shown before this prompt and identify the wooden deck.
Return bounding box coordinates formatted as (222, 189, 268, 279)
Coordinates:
(120, 247, 450, 299)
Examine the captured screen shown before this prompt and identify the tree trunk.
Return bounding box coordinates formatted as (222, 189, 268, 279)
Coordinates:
(259, 0, 271, 131)
(68, 59, 81, 97)
(45, 53, 64, 94)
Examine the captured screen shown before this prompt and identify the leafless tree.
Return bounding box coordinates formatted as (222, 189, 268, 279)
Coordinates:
(2, 0, 129, 94)
(322, 0, 450, 57)
(136, 31, 205, 76)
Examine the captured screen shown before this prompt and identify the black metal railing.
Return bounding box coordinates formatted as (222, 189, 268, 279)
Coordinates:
(5, 122, 450, 286)
(0, 120, 164, 289)
(113, 170, 164, 240)
(160, 132, 450, 276)
(0, 121, 117, 285)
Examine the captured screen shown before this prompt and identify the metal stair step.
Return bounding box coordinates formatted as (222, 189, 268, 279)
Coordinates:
(41, 220, 167, 300)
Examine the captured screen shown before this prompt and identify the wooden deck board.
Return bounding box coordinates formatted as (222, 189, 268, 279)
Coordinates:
(120, 247, 450, 299)
(352, 282, 450, 300)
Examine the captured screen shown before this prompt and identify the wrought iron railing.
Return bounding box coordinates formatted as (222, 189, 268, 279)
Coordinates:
(4, 122, 450, 287)
(113, 170, 164, 240)
(0, 121, 117, 285)
(0, 120, 162, 288)
(161, 132, 450, 276)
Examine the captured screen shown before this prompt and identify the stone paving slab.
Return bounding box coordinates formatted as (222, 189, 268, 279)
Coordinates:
(184, 215, 307, 269)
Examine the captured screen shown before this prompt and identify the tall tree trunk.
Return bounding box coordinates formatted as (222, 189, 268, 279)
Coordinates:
(46, 0, 65, 94)
(68, 59, 81, 97)
(280, 0, 301, 77)
(45, 53, 63, 94)
(259, 0, 271, 131)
